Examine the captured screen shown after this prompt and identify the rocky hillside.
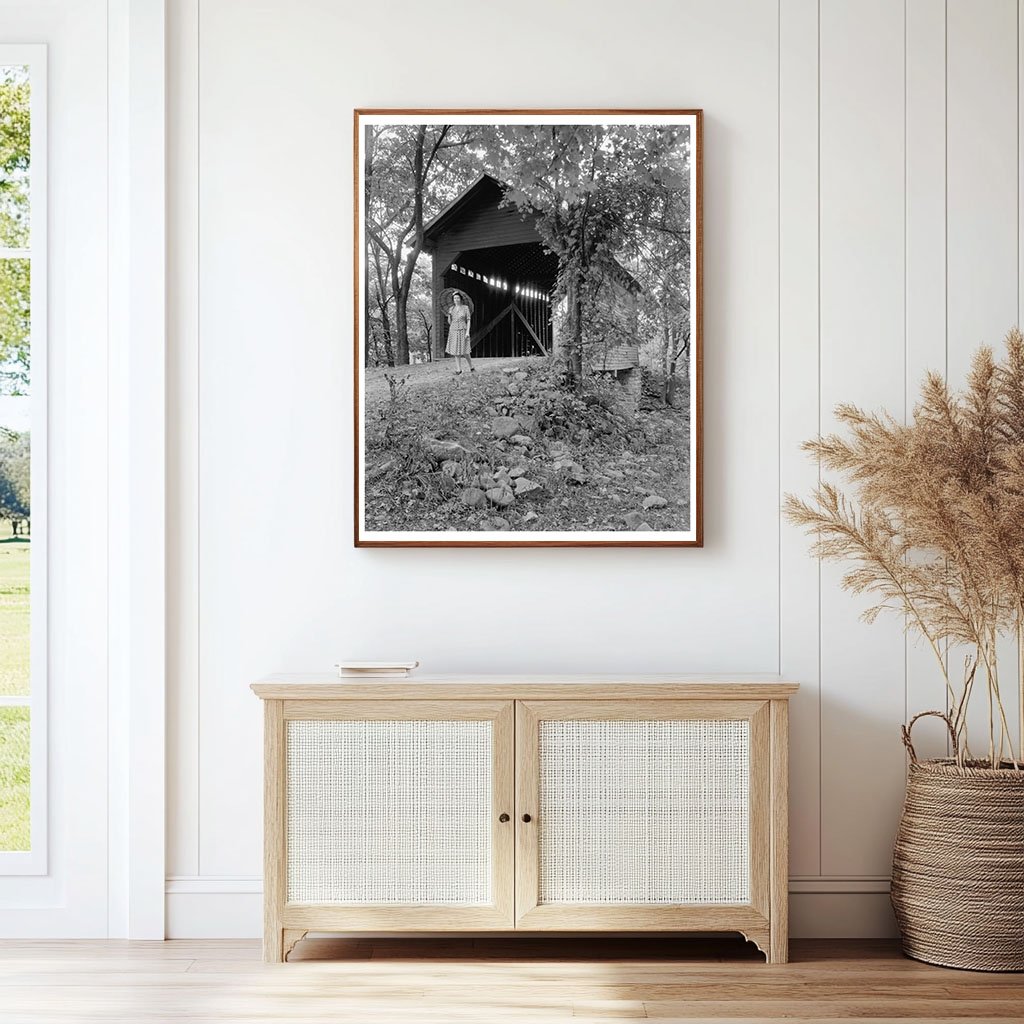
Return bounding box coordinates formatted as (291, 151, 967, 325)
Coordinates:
(364, 359, 691, 534)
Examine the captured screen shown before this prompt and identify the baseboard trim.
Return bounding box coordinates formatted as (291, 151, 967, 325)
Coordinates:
(166, 876, 262, 895)
(165, 877, 898, 939)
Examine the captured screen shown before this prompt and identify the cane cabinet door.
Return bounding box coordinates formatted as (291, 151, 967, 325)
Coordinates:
(514, 700, 771, 939)
(272, 699, 515, 931)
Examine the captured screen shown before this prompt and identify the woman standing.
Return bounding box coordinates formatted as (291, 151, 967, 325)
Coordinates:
(445, 291, 474, 374)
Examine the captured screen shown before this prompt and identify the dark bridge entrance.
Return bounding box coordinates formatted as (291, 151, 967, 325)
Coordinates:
(443, 241, 557, 357)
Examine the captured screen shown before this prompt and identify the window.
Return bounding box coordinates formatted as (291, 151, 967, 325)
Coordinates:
(0, 50, 44, 872)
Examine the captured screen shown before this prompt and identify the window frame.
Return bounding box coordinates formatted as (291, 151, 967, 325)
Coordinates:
(0, 44, 47, 875)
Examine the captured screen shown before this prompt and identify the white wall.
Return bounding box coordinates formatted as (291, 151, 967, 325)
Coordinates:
(0, 0, 165, 938)
(165, 0, 1024, 938)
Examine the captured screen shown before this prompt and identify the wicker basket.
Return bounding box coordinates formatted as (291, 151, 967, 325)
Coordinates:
(891, 712, 1024, 972)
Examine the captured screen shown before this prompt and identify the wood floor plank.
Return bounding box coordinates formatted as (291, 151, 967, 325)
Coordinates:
(643, 999, 1024, 1019)
(0, 938, 1017, 1023)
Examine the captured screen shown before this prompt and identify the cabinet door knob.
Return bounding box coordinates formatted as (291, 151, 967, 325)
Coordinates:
(521, 813, 532, 823)
(498, 813, 510, 823)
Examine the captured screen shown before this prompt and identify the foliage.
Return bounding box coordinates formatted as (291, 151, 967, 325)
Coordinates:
(0, 66, 30, 248)
(372, 374, 428, 476)
(0, 67, 30, 396)
(475, 124, 690, 384)
(0, 258, 29, 394)
(785, 328, 1024, 768)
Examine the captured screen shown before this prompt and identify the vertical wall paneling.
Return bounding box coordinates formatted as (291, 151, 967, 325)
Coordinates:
(946, 0, 1021, 763)
(779, 0, 821, 878)
(904, 0, 949, 756)
(191, 0, 782, 882)
(818, 0, 908, 875)
(166, 0, 201, 881)
(163, 0, 1024, 936)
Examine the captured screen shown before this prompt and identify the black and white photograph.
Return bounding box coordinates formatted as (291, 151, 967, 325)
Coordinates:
(355, 110, 701, 546)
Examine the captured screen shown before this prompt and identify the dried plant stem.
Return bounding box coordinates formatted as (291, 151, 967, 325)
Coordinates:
(976, 637, 1020, 769)
(953, 656, 977, 766)
(1018, 612, 1024, 764)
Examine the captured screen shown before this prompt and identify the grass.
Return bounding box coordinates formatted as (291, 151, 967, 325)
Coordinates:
(0, 531, 30, 697)
(0, 522, 30, 851)
(0, 705, 29, 851)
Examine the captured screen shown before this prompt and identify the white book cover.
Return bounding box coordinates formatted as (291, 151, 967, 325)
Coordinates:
(335, 660, 419, 677)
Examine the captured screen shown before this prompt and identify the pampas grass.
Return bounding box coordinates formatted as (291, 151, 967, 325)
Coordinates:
(785, 328, 1024, 769)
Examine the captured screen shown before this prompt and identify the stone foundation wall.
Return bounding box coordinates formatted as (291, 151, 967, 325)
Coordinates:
(596, 366, 641, 418)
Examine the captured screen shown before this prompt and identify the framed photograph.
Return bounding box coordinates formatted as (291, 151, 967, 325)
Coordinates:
(355, 109, 702, 547)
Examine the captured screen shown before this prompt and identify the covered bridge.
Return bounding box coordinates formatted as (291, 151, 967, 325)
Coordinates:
(421, 173, 559, 360)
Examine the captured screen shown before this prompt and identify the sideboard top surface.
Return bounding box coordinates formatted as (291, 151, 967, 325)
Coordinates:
(251, 674, 799, 701)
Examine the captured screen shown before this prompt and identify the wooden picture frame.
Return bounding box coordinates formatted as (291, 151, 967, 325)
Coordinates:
(355, 109, 703, 547)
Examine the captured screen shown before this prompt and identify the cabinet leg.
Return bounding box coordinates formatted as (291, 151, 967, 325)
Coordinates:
(769, 926, 789, 965)
(264, 924, 284, 964)
(282, 928, 308, 961)
(264, 926, 308, 963)
(741, 927, 771, 963)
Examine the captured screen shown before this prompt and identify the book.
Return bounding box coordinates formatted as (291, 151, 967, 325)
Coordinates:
(335, 660, 419, 679)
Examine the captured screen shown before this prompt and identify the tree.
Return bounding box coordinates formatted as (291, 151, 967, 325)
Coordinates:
(0, 431, 29, 534)
(364, 124, 478, 366)
(0, 66, 31, 396)
(478, 125, 690, 389)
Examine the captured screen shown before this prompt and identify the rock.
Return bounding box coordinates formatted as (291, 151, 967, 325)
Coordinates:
(490, 516, 511, 531)
(441, 459, 462, 479)
(623, 511, 645, 529)
(514, 371, 529, 381)
(486, 485, 514, 508)
(643, 495, 668, 510)
(510, 466, 527, 478)
(636, 521, 654, 531)
(605, 468, 625, 481)
(478, 472, 497, 490)
(506, 382, 522, 396)
(460, 487, 486, 508)
(510, 434, 533, 446)
(422, 437, 467, 460)
(514, 477, 541, 495)
(609, 494, 623, 504)
(562, 461, 588, 484)
(490, 416, 520, 439)
(439, 473, 458, 495)
(367, 458, 394, 482)
(522, 510, 539, 523)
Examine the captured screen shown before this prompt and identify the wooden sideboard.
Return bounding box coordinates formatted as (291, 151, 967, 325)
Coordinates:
(252, 675, 797, 963)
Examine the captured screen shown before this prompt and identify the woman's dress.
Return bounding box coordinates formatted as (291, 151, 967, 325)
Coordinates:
(445, 304, 471, 356)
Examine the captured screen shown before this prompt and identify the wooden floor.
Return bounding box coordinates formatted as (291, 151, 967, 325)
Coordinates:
(0, 936, 1021, 1023)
